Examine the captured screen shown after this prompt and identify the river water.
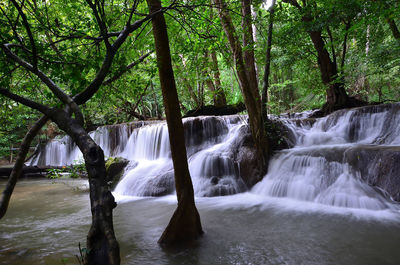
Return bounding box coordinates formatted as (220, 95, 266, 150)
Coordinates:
(1, 179, 400, 265)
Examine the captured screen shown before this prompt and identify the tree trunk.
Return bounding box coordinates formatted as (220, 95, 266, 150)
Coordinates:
(262, 4, 275, 120)
(51, 110, 120, 265)
(210, 51, 227, 106)
(146, 0, 203, 246)
(0, 116, 49, 219)
(386, 18, 400, 39)
(307, 28, 349, 112)
(214, 0, 270, 162)
(241, 0, 259, 104)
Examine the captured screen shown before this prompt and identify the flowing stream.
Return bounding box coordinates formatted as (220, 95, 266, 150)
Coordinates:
(1, 179, 400, 265)
(4, 103, 400, 264)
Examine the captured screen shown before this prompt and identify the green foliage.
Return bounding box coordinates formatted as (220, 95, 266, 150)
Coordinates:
(47, 168, 64, 179)
(1, 0, 399, 154)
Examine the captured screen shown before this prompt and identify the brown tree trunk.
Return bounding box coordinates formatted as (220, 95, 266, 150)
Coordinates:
(241, 0, 260, 104)
(210, 51, 227, 106)
(0, 116, 49, 219)
(146, 0, 203, 246)
(262, 3, 275, 120)
(214, 0, 270, 162)
(308, 28, 349, 112)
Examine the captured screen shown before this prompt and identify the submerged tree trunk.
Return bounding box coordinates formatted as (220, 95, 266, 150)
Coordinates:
(49, 110, 119, 265)
(146, 0, 203, 245)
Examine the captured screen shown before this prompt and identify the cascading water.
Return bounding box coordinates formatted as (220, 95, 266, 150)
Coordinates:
(29, 103, 400, 212)
(114, 116, 247, 197)
(252, 103, 400, 211)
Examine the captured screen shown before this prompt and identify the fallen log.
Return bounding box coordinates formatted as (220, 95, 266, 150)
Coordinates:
(0, 166, 63, 178)
(183, 102, 246, 118)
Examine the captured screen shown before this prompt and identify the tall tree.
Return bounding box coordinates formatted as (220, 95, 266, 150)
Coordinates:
(262, 0, 277, 119)
(146, 0, 203, 245)
(0, 1, 161, 264)
(213, 0, 271, 163)
(282, 0, 364, 113)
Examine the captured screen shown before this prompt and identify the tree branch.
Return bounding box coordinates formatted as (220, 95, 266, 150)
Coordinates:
(103, 51, 153, 86)
(0, 88, 51, 115)
(282, 0, 302, 10)
(10, 0, 38, 70)
(74, 8, 168, 104)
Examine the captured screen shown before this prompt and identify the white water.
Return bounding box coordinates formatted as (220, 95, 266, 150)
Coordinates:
(29, 104, 400, 212)
(252, 104, 400, 211)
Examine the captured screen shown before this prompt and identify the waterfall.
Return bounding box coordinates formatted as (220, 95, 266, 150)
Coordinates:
(114, 116, 247, 197)
(252, 103, 400, 210)
(29, 103, 400, 211)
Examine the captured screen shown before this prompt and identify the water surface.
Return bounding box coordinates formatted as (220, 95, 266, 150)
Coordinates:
(1, 179, 400, 265)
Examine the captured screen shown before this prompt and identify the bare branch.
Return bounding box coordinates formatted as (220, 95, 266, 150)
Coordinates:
(86, 0, 112, 50)
(0, 88, 51, 115)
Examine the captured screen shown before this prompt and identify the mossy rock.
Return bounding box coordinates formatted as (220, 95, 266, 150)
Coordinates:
(105, 157, 129, 189)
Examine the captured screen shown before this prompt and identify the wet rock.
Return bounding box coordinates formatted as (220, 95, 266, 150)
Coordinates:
(183, 116, 228, 148)
(141, 170, 175, 196)
(106, 157, 130, 189)
(231, 126, 266, 188)
(345, 145, 400, 202)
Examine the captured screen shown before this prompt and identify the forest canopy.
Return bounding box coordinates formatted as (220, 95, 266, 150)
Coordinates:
(0, 0, 399, 160)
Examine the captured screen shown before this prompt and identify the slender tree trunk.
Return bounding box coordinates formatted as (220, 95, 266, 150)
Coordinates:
(151, 81, 162, 119)
(51, 110, 120, 265)
(340, 22, 351, 72)
(214, 0, 270, 162)
(241, 0, 259, 104)
(387, 18, 400, 39)
(210, 51, 227, 106)
(262, 3, 275, 120)
(0, 116, 49, 219)
(179, 55, 200, 108)
(146, 0, 203, 245)
(308, 29, 349, 112)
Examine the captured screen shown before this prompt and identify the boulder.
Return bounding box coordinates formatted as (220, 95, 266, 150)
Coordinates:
(105, 157, 130, 189)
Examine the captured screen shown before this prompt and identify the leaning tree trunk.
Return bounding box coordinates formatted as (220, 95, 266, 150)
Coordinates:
(51, 110, 120, 265)
(0, 116, 49, 219)
(146, 0, 203, 245)
(307, 29, 349, 113)
(214, 0, 270, 162)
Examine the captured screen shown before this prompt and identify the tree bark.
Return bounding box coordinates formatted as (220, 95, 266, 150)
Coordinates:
(51, 109, 120, 265)
(241, 0, 260, 104)
(0, 116, 49, 219)
(214, 0, 270, 162)
(146, 0, 203, 246)
(262, 3, 275, 120)
(386, 18, 400, 39)
(210, 51, 227, 106)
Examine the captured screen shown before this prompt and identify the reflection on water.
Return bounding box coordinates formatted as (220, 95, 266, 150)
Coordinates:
(1, 179, 400, 265)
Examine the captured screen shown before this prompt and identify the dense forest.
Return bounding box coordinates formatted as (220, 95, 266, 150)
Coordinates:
(0, 0, 399, 265)
(1, 0, 399, 160)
